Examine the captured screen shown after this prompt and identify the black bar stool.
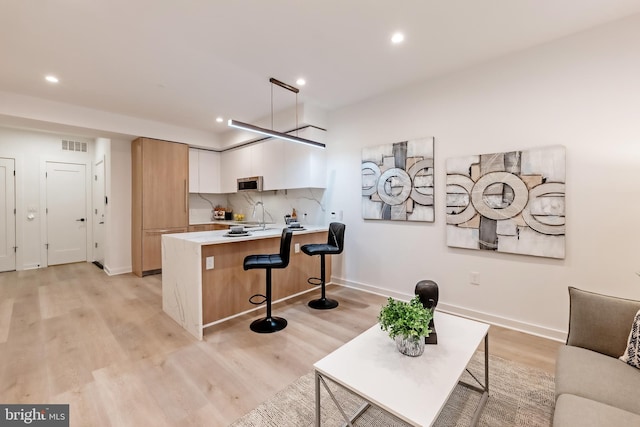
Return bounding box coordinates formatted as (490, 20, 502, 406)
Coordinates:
(243, 229, 293, 333)
(301, 222, 346, 310)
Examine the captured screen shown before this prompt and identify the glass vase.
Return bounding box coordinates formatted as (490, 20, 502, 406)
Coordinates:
(395, 335, 425, 357)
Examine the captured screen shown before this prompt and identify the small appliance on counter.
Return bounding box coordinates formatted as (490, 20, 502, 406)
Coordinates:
(213, 206, 226, 220)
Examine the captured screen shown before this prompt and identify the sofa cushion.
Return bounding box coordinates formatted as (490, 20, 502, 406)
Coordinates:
(553, 394, 640, 427)
(556, 345, 640, 415)
(567, 287, 640, 358)
(619, 309, 640, 369)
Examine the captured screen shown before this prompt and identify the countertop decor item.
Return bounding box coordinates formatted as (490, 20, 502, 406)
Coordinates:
(378, 295, 433, 356)
(415, 279, 439, 344)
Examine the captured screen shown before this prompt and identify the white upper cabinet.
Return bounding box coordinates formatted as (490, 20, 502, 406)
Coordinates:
(189, 148, 221, 193)
(189, 148, 200, 192)
(259, 139, 285, 191)
(282, 127, 326, 189)
(220, 146, 252, 193)
(218, 129, 326, 193)
(198, 149, 221, 193)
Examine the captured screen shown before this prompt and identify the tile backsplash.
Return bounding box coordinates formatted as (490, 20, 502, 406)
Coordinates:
(189, 188, 327, 225)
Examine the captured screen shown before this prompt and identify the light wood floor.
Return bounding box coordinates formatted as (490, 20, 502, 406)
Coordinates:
(0, 263, 562, 426)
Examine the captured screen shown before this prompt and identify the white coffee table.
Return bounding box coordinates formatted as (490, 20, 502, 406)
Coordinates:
(313, 311, 489, 426)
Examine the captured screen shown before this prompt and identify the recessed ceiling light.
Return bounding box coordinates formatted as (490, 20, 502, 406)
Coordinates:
(391, 32, 405, 44)
(45, 75, 59, 83)
(216, 117, 224, 123)
(296, 78, 306, 86)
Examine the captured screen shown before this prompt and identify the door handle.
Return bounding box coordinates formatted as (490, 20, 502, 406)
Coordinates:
(76, 218, 86, 222)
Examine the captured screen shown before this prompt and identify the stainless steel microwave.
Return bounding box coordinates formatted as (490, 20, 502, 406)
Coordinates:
(237, 176, 263, 192)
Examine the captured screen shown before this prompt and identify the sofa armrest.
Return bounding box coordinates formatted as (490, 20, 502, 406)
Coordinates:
(567, 287, 640, 358)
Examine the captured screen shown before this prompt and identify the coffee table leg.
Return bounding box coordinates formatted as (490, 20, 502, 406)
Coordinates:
(315, 370, 321, 426)
(316, 374, 364, 427)
(484, 333, 489, 394)
(469, 333, 489, 427)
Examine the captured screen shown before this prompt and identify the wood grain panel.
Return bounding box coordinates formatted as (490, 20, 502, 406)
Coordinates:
(201, 232, 328, 324)
(188, 224, 229, 232)
(132, 137, 189, 276)
(142, 228, 188, 272)
(140, 138, 189, 230)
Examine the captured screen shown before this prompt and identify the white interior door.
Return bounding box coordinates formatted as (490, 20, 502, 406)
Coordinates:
(46, 162, 87, 265)
(0, 158, 16, 272)
(92, 158, 105, 267)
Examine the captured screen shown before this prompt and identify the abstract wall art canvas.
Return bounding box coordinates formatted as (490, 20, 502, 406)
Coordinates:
(446, 145, 565, 259)
(362, 137, 434, 222)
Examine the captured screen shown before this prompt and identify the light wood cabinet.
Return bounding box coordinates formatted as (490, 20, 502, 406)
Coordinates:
(141, 228, 187, 271)
(188, 223, 229, 232)
(200, 231, 329, 324)
(132, 137, 189, 276)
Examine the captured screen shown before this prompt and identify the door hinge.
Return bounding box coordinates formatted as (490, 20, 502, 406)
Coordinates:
(105, 196, 108, 205)
(95, 242, 98, 248)
(13, 246, 17, 253)
(45, 243, 49, 249)
(46, 208, 48, 214)
(94, 175, 98, 181)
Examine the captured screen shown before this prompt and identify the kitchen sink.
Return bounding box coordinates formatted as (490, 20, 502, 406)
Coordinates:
(235, 221, 274, 226)
(245, 226, 278, 232)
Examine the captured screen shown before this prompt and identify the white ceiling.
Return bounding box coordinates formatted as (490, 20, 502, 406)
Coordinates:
(2, 0, 640, 136)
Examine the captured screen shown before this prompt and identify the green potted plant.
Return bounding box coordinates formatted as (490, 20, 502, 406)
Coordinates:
(378, 296, 434, 356)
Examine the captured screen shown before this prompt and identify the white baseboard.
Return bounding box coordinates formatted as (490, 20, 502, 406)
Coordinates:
(332, 276, 567, 343)
(103, 265, 133, 276)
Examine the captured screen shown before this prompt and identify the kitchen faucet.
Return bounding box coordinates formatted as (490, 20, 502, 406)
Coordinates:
(253, 201, 266, 231)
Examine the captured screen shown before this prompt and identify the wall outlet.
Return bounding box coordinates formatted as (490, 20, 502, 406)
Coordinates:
(206, 256, 214, 270)
(470, 271, 480, 285)
(294, 243, 300, 253)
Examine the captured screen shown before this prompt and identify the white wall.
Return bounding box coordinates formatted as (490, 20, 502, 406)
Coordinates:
(105, 139, 132, 275)
(0, 92, 220, 149)
(326, 14, 640, 340)
(0, 127, 93, 269)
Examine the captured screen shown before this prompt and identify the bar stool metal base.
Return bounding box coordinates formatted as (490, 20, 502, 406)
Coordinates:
(308, 298, 339, 310)
(250, 317, 288, 333)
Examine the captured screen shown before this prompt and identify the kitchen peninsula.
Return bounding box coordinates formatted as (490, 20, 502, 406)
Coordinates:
(161, 226, 330, 339)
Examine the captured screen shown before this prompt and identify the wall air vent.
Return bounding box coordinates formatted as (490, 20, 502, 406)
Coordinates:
(61, 140, 87, 152)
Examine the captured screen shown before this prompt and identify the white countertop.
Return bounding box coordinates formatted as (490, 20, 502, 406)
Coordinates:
(165, 224, 328, 245)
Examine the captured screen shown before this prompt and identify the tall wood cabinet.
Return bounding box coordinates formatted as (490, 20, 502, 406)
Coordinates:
(132, 138, 189, 276)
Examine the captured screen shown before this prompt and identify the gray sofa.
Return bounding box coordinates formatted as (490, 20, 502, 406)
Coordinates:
(553, 287, 640, 426)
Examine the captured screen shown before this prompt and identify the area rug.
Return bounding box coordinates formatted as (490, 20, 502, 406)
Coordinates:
(230, 351, 555, 426)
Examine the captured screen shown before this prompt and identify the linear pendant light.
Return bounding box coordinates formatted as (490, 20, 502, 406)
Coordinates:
(228, 78, 326, 149)
(227, 120, 325, 148)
